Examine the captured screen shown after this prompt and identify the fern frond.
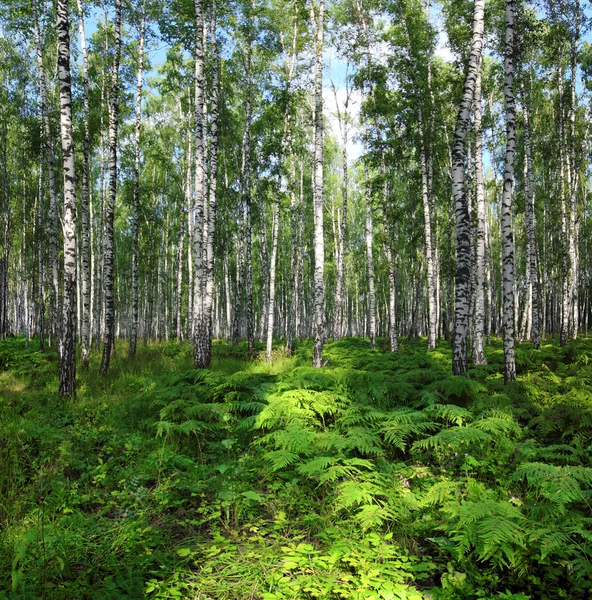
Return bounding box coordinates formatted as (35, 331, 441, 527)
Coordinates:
(412, 426, 491, 452)
(424, 404, 472, 426)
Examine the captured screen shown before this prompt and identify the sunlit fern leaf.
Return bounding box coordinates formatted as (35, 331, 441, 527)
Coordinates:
(412, 426, 492, 452)
(443, 499, 525, 566)
(335, 405, 388, 428)
(342, 427, 384, 456)
(511, 462, 592, 505)
(427, 377, 486, 404)
(421, 481, 461, 507)
(264, 449, 300, 471)
(295, 456, 338, 478)
(258, 420, 316, 455)
(335, 479, 384, 509)
(319, 458, 375, 484)
(380, 408, 435, 451)
(354, 503, 391, 529)
(473, 416, 522, 438)
(424, 404, 472, 426)
(314, 430, 350, 453)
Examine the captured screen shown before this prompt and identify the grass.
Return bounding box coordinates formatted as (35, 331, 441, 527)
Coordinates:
(0, 335, 591, 599)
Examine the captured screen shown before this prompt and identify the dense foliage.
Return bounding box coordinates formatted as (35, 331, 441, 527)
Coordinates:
(1, 336, 591, 598)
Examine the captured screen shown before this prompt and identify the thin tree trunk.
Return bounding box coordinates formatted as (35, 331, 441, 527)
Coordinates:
(32, 0, 59, 351)
(331, 73, 351, 340)
(75, 0, 91, 368)
(364, 153, 376, 348)
(129, 1, 146, 358)
(451, 0, 485, 376)
(267, 22, 297, 362)
(57, 0, 77, 396)
(310, 0, 326, 367)
(192, 0, 208, 367)
(523, 77, 539, 348)
(501, 0, 517, 382)
(472, 58, 487, 365)
(99, 0, 122, 376)
(201, 0, 219, 366)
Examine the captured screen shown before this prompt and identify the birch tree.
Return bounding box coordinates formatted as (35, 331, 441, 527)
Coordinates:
(76, 0, 91, 368)
(57, 0, 77, 396)
(100, 0, 122, 376)
(501, 0, 517, 382)
(129, 1, 146, 360)
(310, 0, 326, 368)
(451, 0, 485, 376)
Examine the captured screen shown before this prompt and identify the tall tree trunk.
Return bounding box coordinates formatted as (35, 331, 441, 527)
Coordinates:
(381, 154, 398, 353)
(418, 108, 437, 350)
(364, 153, 376, 348)
(259, 196, 269, 341)
(129, 0, 146, 359)
(32, 0, 59, 351)
(76, 0, 91, 368)
(36, 148, 45, 350)
(522, 76, 539, 348)
(57, 0, 77, 396)
(472, 58, 487, 365)
(568, 8, 579, 340)
(201, 0, 219, 366)
(451, 0, 484, 376)
(310, 0, 325, 368)
(501, 0, 517, 382)
(286, 158, 299, 352)
(267, 22, 297, 362)
(240, 46, 255, 357)
(192, 0, 208, 367)
(99, 0, 122, 376)
(330, 71, 351, 341)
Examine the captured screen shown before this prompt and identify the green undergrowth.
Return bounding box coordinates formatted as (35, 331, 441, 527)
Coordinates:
(1, 335, 592, 599)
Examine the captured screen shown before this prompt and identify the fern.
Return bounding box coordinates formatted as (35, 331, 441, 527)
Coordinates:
(380, 408, 435, 451)
(424, 403, 472, 426)
(412, 426, 492, 452)
(511, 462, 592, 507)
(442, 498, 526, 566)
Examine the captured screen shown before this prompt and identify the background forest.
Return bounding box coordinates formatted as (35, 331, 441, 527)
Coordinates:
(1, 0, 592, 598)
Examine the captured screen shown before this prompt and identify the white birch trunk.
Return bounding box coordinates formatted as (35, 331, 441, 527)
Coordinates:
(57, 0, 77, 396)
(451, 0, 484, 376)
(501, 0, 517, 382)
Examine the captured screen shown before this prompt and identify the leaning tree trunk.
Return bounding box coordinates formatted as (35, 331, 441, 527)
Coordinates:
(99, 0, 122, 376)
(129, 1, 146, 359)
(310, 0, 326, 368)
(32, 0, 59, 351)
(501, 0, 517, 382)
(57, 0, 77, 396)
(451, 0, 485, 376)
(76, 0, 91, 368)
(472, 57, 487, 365)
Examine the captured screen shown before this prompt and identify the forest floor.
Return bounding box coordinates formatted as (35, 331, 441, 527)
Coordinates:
(0, 335, 591, 599)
